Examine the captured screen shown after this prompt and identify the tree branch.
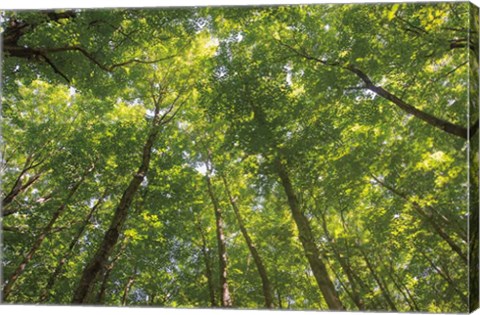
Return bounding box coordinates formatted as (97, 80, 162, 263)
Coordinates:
(277, 40, 469, 140)
(5, 44, 177, 81)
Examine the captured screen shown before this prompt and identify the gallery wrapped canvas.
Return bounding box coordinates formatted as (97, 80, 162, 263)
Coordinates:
(0, 1, 479, 313)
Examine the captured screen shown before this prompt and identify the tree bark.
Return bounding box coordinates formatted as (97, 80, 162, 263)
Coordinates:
(38, 191, 106, 302)
(205, 164, 232, 307)
(247, 88, 342, 309)
(3, 172, 43, 214)
(71, 99, 165, 304)
(95, 240, 128, 304)
(196, 220, 217, 307)
(221, 175, 275, 308)
(2, 165, 92, 300)
(121, 274, 136, 306)
(2, 152, 44, 214)
(274, 158, 344, 310)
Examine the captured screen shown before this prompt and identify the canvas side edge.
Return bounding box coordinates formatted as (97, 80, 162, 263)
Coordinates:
(469, 1, 480, 313)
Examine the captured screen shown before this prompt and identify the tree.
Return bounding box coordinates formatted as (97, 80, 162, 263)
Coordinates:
(1, 3, 476, 312)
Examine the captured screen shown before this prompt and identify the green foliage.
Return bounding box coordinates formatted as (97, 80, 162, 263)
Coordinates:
(1, 3, 476, 312)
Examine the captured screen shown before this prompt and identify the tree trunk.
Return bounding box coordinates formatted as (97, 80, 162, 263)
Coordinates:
(38, 191, 107, 302)
(386, 264, 418, 311)
(277, 290, 283, 309)
(420, 251, 467, 302)
(196, 220, 217, 307)
(95, 266, 113, 304)
(2, 152, 44, 212)
(3, 172, 43, 215)
(274, 158, 344, 310)
(2, 166, 92, 300)
(71, 101, 165, 304)
(205, 166, 232, 307)
(95, 240, 128, 304)
(318, 211, 364, 310)
(336, 214, 383, 309)
(221, 174, 274, 308)
(121, 274, 136, 306)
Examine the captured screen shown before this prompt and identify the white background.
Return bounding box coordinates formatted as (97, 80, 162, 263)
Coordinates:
(0, 0, 479, 314)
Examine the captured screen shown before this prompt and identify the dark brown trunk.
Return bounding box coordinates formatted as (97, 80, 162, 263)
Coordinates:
(95, 266, 113, 304)
(274, 158, 344, 310)
(2, 166, 91, 300)
(205, 170, 232, 307)
(95, 240, 128, 304)
(38, 192, 106, 302)
(196, 220, 217, 307)
(221, 175, 274, 308)
(72, 103, 163, 304)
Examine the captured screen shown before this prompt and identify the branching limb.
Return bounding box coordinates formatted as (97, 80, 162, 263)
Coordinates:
(276, 39, 470, 140)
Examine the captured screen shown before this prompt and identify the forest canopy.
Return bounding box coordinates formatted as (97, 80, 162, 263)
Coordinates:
(0, 2, 479, 313)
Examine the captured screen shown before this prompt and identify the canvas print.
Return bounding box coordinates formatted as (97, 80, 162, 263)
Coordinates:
(0, 2, 478, 313)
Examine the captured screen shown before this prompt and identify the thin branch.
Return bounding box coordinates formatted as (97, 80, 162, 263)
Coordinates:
(39, 53, 71, 83)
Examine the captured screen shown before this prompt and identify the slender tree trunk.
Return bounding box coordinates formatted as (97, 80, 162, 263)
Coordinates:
(196, 219, 217, 307)
(95, 266, 113, 304)
(221, 175, 274, 308)
(121, 274, 136, 306)
(324, 257, 357, 309)
(420, 251, 468, 301)
(2, 166, 92, 300)
(359, 248, 397, 311)
(386, 266, 418, 311)
(386, 259, 420, 310)
(205, 165, 232, 307)
(95, 240, 128, 304)
(3, 172, 43, 215)
(365, 82, 468, 139)
(398, 278, 419, 311)
(340, 213, 382, 309)
(38, 191, 107, 302)
(318, 212, 364, 310)
(372, 176, 467, 263)
(277, 290, 283, 309)
(249, 98, 342, 309)
(72, 100, 165, 304)
(2, 153, 44, 212)
(274, 158, 344, 310)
